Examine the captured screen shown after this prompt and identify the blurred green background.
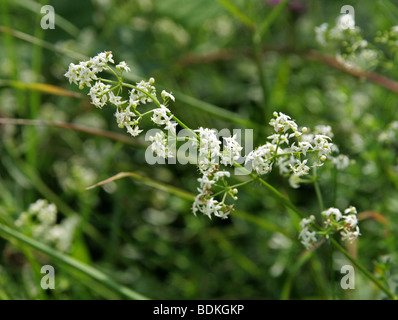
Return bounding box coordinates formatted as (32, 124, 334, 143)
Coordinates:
(0, 0, 397, 299)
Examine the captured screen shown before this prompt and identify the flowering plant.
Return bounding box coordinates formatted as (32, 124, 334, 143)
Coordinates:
(65, 52, 359, 248)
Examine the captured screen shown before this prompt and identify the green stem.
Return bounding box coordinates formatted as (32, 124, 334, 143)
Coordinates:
(0, 0, 26, 114)
(230, 179, 255, 189)
(233, 162, 306, 219)
(330, 238, 397, 300)
(330, 242, 336, 300)
(26, 0, 45, 169)
(313, 166, 324, 211)
(121, 81, 198, 138)
(252, 31, 268, 124)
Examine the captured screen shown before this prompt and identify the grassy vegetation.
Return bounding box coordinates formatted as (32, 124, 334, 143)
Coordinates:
(0, 0, 397, 300)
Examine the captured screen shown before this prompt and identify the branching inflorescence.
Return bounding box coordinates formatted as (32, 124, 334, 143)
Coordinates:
(65, 51, 357, 249)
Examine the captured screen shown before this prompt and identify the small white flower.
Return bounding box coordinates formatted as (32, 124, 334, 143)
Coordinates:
(269, 112, 298, 133)
(131, 79, 157, 104)
(151, 104, 172, 126)
(37, 203, 57, 226)
(245, 143, 275, 175)
(194, 127, 221, 174)
(341, 226, 361, 243)
(344, 206, 357, 215)
(65, 52, 116, 89)
(149, 131, 173, 158)
(220, 134, 242, 166)
(198, 173, 217, 190)
(337, 14, 355, 31)
(161, 90, 175, 102)
(116, 61, 131, 72)
(299, 227, 317, 250)
(64, 63, 80, 85)
(322, 207, 343, 224)
(126, 125, 143, 137)
(108, 91, 127, 107)
(288, 174, 301, 189)
(192, 194, 230, 220)
(343, 214, 358, 229)
(315, 23, 329, 46)
(88, 81, 112, 109)
(115, 106, 135, 128)
(29, 199, 48, 214)
(299, 215, 315, 228)
(214, 171, 230, 180)
(290, 159, 310, 176)
(298, 141, 312, 156)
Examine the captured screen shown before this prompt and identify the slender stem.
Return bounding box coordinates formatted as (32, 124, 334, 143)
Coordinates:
(332, 168, 338, 207)
(330, 241, 336, 300)
(232, 162, 306, 219)
(121, 81, 198, 139)
(330, 238, 397, 300)
(252, 31, 268, 123)
(230, 179, 255, 189)
(98, 78, 118, 85)
(105, 65, 121, 82)
(170, 113, 198, 138)
(313, 166, 324, 211)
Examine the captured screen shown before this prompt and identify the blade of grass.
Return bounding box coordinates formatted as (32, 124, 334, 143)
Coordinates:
(0, 80, 83, 98)
(252, 0, 289, 123)
(173, 91, 260, 129)
(211, 228, 262, 277)
(0, 223, 149, 300)
(26, 0, 46, 169)
(216, 0, 255, 29)
(12, 0, 80, 37)
(280, 249, 314, 300)
(0, 0, 26, 114)
(0, 26, 86, 61)
(258, 0, 289, 39)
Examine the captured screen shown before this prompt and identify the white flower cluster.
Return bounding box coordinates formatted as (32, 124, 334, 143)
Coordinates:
(65, 52, 177, 144)
(65, 52, 246, 220)
(149, 131, 174, 159)
(191, 129, 242, 219)
(322, 206, 361, 243)
(15, 199, 79, 252)
(192, 170, 235, 219)
(315, 16, 379, 71)
(245, 112, 334, 188)
(194, 127, 221, 174)
(64, 51, 115, 89)
(298, 205, 360, 250)
(378, 121, 398, 143)
(220, 134, 243, 166)
(375, 26, 398, 53)
(298, 215, 317, 250)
